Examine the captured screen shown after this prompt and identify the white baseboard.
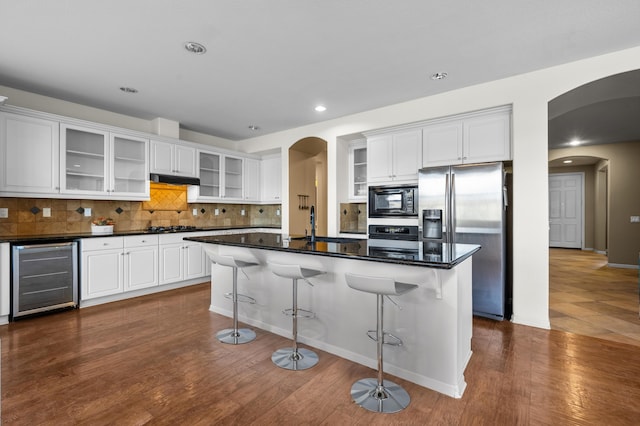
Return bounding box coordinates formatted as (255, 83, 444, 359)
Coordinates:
(607, 263, 638, 269)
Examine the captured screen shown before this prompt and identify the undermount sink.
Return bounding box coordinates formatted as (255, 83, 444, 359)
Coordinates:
(292, 236, 362, 244)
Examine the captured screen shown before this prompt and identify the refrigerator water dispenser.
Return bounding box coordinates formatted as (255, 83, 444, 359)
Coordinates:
(422, 209, 443, 239)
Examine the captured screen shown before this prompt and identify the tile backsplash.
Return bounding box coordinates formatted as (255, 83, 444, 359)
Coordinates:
(0, 197, 281, 237)
(339, 202, 366, 234)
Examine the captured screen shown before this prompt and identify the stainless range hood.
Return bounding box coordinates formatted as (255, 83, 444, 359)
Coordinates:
(150, 173, 200, 186)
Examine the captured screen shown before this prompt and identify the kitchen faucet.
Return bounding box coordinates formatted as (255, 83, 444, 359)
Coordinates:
(310, 205, 316, 243)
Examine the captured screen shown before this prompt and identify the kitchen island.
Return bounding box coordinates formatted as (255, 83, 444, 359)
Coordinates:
(184, 232, 480, 398)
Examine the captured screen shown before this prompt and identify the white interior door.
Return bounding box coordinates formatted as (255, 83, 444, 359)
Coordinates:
(549, 173, 584, 248)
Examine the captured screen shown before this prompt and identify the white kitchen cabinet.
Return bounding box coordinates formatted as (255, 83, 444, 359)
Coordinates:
(243, 158, 260, 202)
(260, 154, 282, 203)
(150, 140, 197, 177)
(81, 235, 159, 300)
(367, 129, 422, 183)
(158, 233, 206, 285)
(81, 237, 125, 299)
(422, 109, 511, 167)
(0, 112, 60, 194)
(0, 243, 10, 321)
(123, 236, 159, 291)
(348, 140, 367, 200)
(193, 150, 244, 201)
(61, 124, 149, 199)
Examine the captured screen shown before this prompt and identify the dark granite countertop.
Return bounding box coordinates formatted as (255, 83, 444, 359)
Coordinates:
(185, 232, 480, 269)
(0, 226, 281, 244)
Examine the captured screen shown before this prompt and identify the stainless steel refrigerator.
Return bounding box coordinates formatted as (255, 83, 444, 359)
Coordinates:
(419, 162, 510, 320)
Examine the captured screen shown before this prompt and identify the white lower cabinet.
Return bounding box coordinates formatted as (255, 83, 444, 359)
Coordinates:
(81, 235, 159, 300)
(159, 234, 206, 285)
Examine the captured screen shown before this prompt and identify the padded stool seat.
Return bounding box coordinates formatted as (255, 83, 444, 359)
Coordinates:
(268, 261, 324, 370)
(205, 247, 259, 345)
(345, 272, 418, 414)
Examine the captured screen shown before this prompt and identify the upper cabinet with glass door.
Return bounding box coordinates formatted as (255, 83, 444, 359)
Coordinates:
(192, 150, 244, 201)
(61, 124, 149, 199)
(223, 155, 243, 200)
(61, 124, 108, 195)
(348, 140, 367, 201)
(198, 151, 221, 198)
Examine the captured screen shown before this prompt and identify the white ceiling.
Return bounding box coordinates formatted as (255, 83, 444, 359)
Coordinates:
(1, 1, 640, 141)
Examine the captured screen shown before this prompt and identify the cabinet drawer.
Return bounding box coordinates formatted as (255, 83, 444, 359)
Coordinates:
(124, 234, 159, 248)
(81, 237, 124, 251)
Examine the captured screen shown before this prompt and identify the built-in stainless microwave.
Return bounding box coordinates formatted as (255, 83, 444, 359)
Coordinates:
(368, 185, 418, 217)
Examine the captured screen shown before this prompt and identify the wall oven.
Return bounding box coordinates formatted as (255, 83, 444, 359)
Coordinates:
(368, 185, 418, 218)
(11, 241, 78, 319)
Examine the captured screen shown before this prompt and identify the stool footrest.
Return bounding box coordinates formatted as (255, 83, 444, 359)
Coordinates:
(366, 330, 403, 346)
(223, 292, 256, 304)
(282, 308, 315, 319)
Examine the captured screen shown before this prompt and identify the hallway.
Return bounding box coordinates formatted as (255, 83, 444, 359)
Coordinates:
(549, 248, 640, 346)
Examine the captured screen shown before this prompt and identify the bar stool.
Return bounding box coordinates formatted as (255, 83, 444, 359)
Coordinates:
(344, 272, 418, 414)
(268, 261, 324, 370)
(205, 247, 259, 345)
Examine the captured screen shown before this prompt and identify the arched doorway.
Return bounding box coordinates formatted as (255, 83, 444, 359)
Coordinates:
(288, 137, 328, 237)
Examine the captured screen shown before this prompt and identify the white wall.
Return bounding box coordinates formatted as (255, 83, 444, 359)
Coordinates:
(237, 46, 640, 329)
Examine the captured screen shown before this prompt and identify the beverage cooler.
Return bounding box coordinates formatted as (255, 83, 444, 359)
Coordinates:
(11, 241, 78, 319)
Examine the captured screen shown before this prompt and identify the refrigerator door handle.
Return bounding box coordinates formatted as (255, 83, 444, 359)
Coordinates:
(444, 172, 450, 242)
(450, 172, 456, 244)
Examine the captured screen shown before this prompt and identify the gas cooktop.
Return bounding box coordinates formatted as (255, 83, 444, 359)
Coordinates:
(145, 225, 200, 233)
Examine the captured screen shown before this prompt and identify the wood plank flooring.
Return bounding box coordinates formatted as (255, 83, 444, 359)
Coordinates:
(549, 248, 640, 346)
(2, 282, 640, 425)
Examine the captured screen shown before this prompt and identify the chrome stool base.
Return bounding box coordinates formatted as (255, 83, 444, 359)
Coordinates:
(216, 328, 256, 345)
(351, 378, 411, 414)
(271, 347, 319, 370)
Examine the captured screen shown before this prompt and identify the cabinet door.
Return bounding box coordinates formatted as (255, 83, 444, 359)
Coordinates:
(463, 111, 511, 163)
(81, 248, 123, 299)
(348, 142, 367, 200)
(124, 245, 158, 291)
(243, 158, 260, 201)
(159, 243, 184, 285)
(0, 112, 60, 194)
(367, 135, 393, 182)
(111, 133, 149, 198)
(150, 140, 174, 174)
(422, 121, 464, 167)
(184, 242, 205, 280)
(261, 155, 282, 202)
(392, 130, 422, 181)
(223, 155, 244, 199)
(174, 145, 197, 176)
(198, 151, 222, 198)
(61, 124, 109, 194)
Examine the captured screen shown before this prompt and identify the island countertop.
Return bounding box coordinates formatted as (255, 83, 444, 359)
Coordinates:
(184, 232, 480, 269)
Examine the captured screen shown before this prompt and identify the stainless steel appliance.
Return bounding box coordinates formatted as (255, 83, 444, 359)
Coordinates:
(368, 185, 418, 218)
(11, 241, 78, 319)
(419, 162, 510, 320)
(368, 224, 420, 260)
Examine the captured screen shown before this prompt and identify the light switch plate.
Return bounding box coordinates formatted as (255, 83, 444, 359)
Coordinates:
(43, 208, 51, 217)
(0, 207, 8, 218)
(84, 207, 92, 217)
(214, 208, 219, 216)
(276, 209, 280, 216)
(241, 209, 245, 216)
(192, 208, 198, 216)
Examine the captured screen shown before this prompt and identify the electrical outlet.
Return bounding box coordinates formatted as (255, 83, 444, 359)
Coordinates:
(215, 208, 219, 216)
(84, 207, 92, 217)
(43, 208, 51, 217)
(276, 209, 280, 216)
(192, 208, 198, 216)
(0, 207, 8, 218)
(631, 215, 640, 223)
(241, 209, 245, 216)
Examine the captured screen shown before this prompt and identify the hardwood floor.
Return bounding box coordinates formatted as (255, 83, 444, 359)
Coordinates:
(549, 248, 640, 346)
(2, 282, 640, 425)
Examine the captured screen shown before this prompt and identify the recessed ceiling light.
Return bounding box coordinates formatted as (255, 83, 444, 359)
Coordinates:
(119, 87, 138, 94)
(314, 105, 327, 112)
(248, 125, 260, 131)
(563, 160, 573, 164)
(431, 72, 448, 80)
(569, 139, 581, 146)
(184, 41, 207, 55)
